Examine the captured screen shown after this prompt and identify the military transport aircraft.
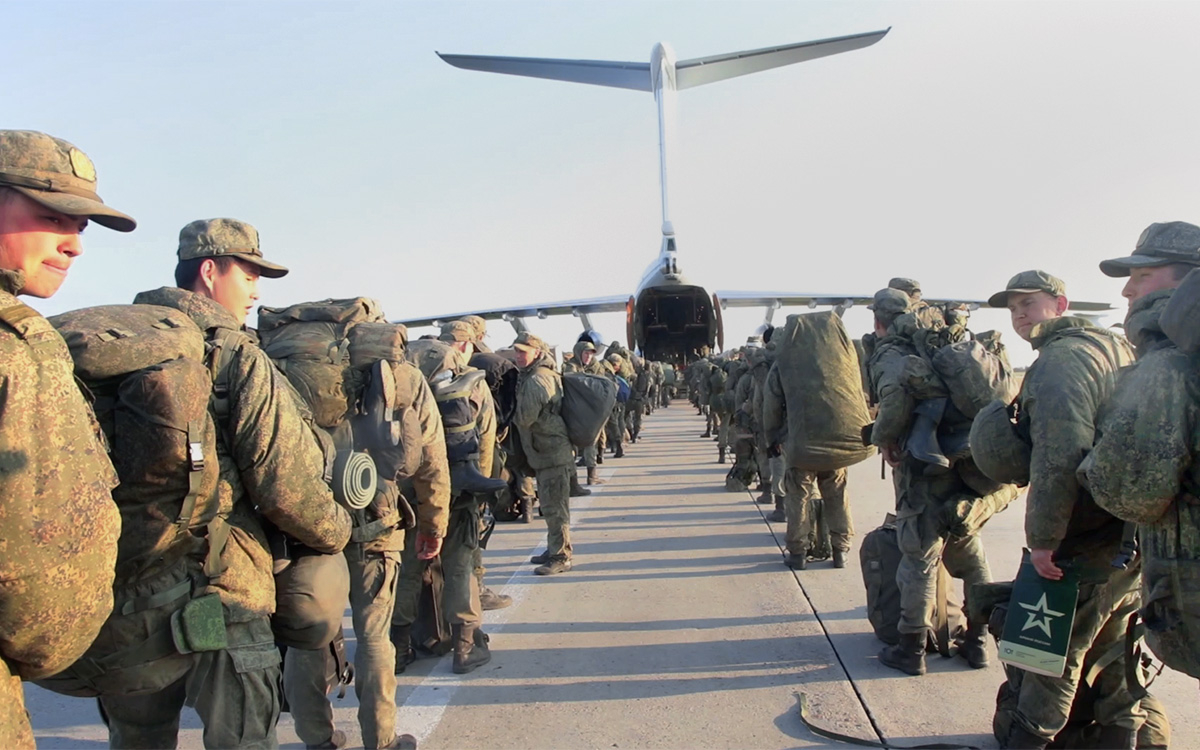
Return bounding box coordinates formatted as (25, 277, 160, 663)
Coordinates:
(396, 30, 1111, 363)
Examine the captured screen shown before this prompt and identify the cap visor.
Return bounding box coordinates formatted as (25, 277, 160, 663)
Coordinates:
(231, 253, 289, 278)
(1099, 255, 1171, 278)
(15, 186, 136, 232)
(987, 287, 1044, 308)
(513, 343, 537, 353)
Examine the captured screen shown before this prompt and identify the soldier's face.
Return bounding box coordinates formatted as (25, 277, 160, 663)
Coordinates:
(581, 350, 595, 365)
(201, 258, 260, 327)
(0, 191, 88, 298)
(513, 346, 537, 368)
(1122, 265, 1181, 305)
(1007, 291, 1066, 341)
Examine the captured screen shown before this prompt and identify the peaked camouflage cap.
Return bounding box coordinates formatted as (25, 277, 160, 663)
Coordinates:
(888, 277, 922, 298)
(459, 314, 487, 341)
(1100, 221, 1200, 278)
(0, 130, 136, 232)
(177, 218, 288, 278)
(867, 288, 912, 319)
(512, 331, 548, 353)
(987, 269, 1066, 308)
(439, 320, 475, 343)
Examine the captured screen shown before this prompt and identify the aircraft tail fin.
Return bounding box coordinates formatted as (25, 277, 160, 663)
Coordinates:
(436, 52, 652, 92)
(675, 28, 889, 90)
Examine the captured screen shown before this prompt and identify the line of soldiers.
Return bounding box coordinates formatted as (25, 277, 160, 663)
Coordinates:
(861, 224, 1200, 749)
(0, 129, 589, 750)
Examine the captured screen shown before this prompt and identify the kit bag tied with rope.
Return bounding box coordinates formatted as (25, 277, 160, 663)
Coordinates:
(561, 372, 618, 450)
(36, 304, 229, 697)
(258, 297, 419, 542)
(775, 311, 875, 472)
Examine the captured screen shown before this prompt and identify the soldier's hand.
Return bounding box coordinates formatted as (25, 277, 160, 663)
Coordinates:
(416, 532, 443, 560)
(1030, 548, 1063, 580)
(881, 444, 902, 468)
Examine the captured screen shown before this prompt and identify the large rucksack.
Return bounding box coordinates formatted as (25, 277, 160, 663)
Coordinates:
(257, 298, 419, 542)
(37, 304, 244, 697)
(859, 515, 965, 656)
(775, 312, 875, 471)
(561, 372, 618, 449)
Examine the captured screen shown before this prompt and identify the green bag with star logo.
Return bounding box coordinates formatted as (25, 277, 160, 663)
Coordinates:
(997, 549, 1080, 677)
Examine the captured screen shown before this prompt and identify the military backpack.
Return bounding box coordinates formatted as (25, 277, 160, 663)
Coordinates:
(561, 372, 619, 450)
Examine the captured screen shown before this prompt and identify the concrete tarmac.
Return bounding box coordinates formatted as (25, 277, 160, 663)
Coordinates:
(25, 402, 1200, 748)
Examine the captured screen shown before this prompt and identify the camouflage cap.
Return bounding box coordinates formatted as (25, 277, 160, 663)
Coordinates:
(177, 218, 288, 278)
(987, 270, 1066, 308)
(439, 320, 475, 343)
(867, 288, 912, 318)
(459, 314, 487, 341)
(1100, 221, 1200, 278)
(512, 331, 548, 353)
(888, 277, 922, 298)
(0, 130, 136, 232)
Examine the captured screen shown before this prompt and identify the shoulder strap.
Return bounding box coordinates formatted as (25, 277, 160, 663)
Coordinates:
(0, 299, 42, 337)
(207, 328, 253, 427)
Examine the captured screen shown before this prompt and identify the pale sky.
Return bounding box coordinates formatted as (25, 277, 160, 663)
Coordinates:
(6, 0, 1200, 366)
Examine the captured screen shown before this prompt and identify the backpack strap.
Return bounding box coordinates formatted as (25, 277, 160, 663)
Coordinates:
(207, 328, 253, 428)
(174, 419, 208, 532)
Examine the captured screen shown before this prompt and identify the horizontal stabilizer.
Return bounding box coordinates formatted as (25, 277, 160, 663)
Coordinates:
(437, 52, 651, 91)
(676, 28, 890, 89)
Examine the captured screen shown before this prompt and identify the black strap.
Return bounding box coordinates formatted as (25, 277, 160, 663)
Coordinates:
(796, 693, 981, 749)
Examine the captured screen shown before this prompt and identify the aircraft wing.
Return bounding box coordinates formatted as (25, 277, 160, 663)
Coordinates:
(436, 52, 651, 91)
(675, 28, 890, 90)
(393, 295, 630, 329)
(715, 290, 1114, 313)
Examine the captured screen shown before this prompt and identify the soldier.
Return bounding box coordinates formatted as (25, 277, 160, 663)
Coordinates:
(568, 339, 612, 486)
(605, 351, 629, 459)
(394, 339, 498, 675)
(627, 355, 650, 442)
(1085, 222, 1200, 692)
(459, 314, 492, 354)
(438, 322, 512, 611)
(865, 287, 992, 677)
(708, 358, 731, 462)
(514, 332, 576, 575)
(983, 270, 1143, 749)
(750, 344, 787, 522)
(762, 354, 853, 569)
(0, 130, 130, 748)
(96, 219, 355, 749)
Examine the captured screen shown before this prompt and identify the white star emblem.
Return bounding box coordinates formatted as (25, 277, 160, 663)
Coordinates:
(1019, 593, 1065, 639)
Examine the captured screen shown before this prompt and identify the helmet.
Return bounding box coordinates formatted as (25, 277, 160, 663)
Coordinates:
(968, 399, 1030, 486)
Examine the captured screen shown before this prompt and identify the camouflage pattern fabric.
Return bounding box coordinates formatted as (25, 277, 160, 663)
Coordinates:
(537, 466, 573, 561)
(0, 271, 120, 746)
(1018, 316, 1134, 575)
(1087, 289, 1200, 678)
(344, 547, 403, 748)
(389, 360, 452, 547)
(785, 468, 853, 556)
(514, 352, 574, 471)
(134, 287, 352, 618)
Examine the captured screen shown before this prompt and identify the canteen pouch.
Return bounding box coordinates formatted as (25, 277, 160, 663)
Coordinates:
(170, 593, 228, 654)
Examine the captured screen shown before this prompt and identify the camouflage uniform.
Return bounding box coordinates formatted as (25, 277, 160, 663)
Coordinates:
(728, 357, 759, 489)
(1087, 289, 1200, 682)
(867, 314, 990, 644)
(763, 363, 853, 557)
(750, 346, 786, 505)
(707, 364, 730, 454)
(117, 285, 353, 750)
(0, 130, 132, 749)
(566, 340, 613, 469)
(394, 346, 492, 664)
(605, 352, 629, 456)
(1002, 313, 1143, 744)
(515, 337, 575, 566)
(627, 358, 650, 441)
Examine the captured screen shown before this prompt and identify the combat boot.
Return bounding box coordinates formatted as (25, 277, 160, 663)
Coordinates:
(535, 557, 572, 575)
(375, 733, 418, 750)
(832, 549, 847, 569)
(767, 496, 785, 522)
(718, 446, 726, 464)
(879, 630, 927, 676)
(530, 551, 551, 565)
(391, 625, 416, 674)
(1002, 723, 1048, 749)
(586, 467, 603, 486)
(701, 429, 711, 438)
(479, 585, 512, 611)
(784, 551, 807, 570)
(452, 624, 491, 674)
(569, 472, 591, 497)
(1094, 725, 1136, 750)
(958, 622, 990, 669)
(613, 445, 625, 458)
(306, 730, 347, 750)
(756, 489, 773, 504)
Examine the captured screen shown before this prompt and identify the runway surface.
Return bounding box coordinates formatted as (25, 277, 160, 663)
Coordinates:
(25, 402, 1200, 748)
